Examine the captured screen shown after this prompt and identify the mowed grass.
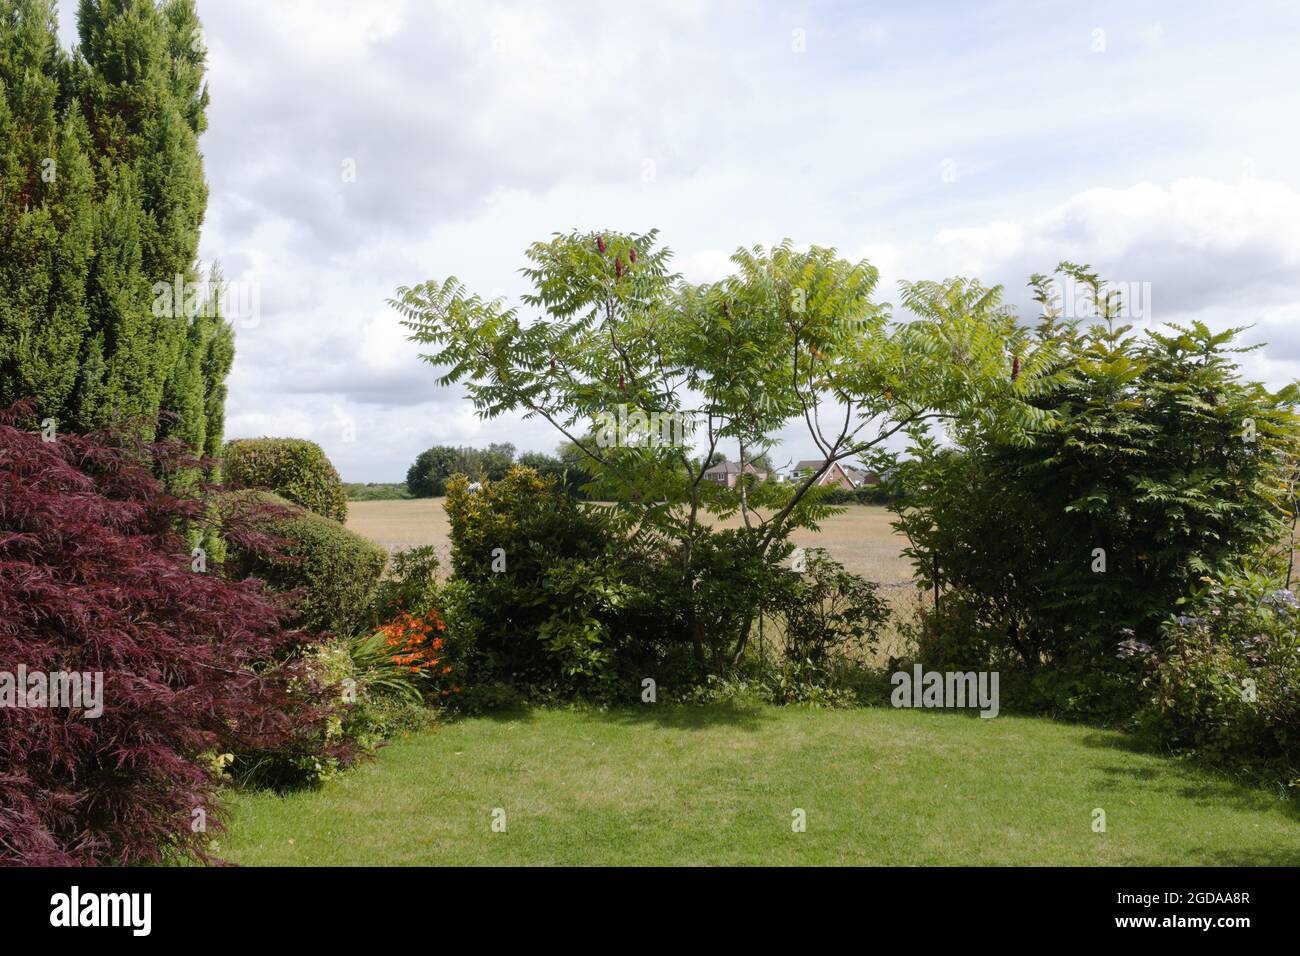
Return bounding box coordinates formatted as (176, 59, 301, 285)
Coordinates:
(219, 705, 1300, 866)
(311, 502, 1296, 866)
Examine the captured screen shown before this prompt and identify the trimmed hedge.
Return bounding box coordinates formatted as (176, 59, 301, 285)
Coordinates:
(818, 483, 900, 506)
(225, 492, 387, 637)
(225, 438, 349, 522)
(344, 482, 412, 501)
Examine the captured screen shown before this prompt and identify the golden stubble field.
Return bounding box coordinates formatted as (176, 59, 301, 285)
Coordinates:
(347, 499, 924, 658)
(346, 499, 915, 584)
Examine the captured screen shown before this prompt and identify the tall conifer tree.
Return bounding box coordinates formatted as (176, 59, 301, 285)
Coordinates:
(0, 0, 95, 420)
(0, 0, 231, 459)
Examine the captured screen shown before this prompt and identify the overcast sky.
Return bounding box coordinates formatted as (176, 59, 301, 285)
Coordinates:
(58, 1, 1300, 481)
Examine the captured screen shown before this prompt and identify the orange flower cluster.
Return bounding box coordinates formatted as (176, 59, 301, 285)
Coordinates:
(378, 610, 456, 691)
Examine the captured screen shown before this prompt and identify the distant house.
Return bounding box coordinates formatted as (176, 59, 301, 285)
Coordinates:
(790, 459, 878, 488)
(702, 460, 768, 488)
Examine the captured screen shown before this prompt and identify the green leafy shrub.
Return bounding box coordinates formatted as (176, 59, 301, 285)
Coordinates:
(444, 466, 629, 692)
(818, 483, 900, 506)
(229, 635, 431, 791)
(225, 437, 349, 522)
(678, 528, 792, 674)
(229, 638, 356, 790)
(447, 508, 864, 696)
(517, 449, 591, 497)
(616, 526, 800, 679)
(774, 548, 890, 671)
(891, 266, 1300, 719)
(453, 679, 530, 714)
(671, 667, 865, 709)
(670, 549, 894, 708)
(225, 491, 387, 636)
(896, 596, 1000, 672)
(370, 545, 442, 622)
(342, 688, 434, 745)
(1137, 573, 1300, 787)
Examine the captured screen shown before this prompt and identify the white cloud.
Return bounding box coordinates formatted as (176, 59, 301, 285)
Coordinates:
(53, 0, 1300, 479)
(910, 177, 1300, 328)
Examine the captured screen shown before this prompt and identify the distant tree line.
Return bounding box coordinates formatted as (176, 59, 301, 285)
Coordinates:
(405, 441, 591, 497)
(343, 482, 412, 501)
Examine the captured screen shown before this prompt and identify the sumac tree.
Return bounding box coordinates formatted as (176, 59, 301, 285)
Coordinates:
(392, 231, 1042, 672)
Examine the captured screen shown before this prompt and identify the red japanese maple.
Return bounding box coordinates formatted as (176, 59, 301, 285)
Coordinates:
(0, 403, 347, 865)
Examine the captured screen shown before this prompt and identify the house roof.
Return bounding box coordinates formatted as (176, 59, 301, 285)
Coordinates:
(792, 459, 827, 473)
(791, 459, 873, 487)
(704, 460, 766, 475)
(794, 459, 859, 477)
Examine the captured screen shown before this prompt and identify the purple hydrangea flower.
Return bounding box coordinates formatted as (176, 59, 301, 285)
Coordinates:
(1117, 638, 1155, 660)
(1263, 589, 1298, 611)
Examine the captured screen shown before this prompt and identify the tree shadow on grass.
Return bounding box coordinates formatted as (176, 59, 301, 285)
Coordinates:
(1182, 845, 1300, 866)
(600, 701, 775, 732)
(472, 705, 544, 725)
(1077, 730, 1300, 830)
(470, 701, 775, 732)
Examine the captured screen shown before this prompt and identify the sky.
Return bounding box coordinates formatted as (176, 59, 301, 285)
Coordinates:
(57, 1, 1300, 481)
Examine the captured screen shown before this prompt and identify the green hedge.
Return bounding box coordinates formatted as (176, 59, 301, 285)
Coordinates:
(344, 482, 412, 501)
(224, 438, 349, 522)
(225, 492, 387, 637)
(818, 483, 899, 506)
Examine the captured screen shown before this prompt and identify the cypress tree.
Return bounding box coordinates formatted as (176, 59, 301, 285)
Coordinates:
(0, 0, 95, 422)
(0, 0, 230, 459)
(198, 264, 234, 461)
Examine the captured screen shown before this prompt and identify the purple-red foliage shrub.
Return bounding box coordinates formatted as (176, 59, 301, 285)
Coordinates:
(0, 403, 350, 865)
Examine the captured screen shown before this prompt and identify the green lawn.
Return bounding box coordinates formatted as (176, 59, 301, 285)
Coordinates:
(218, 705, 1300, 866)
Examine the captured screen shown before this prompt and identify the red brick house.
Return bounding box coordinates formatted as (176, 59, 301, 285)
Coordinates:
(790, 459, 878, 488)
(702, 460, 768, 488)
